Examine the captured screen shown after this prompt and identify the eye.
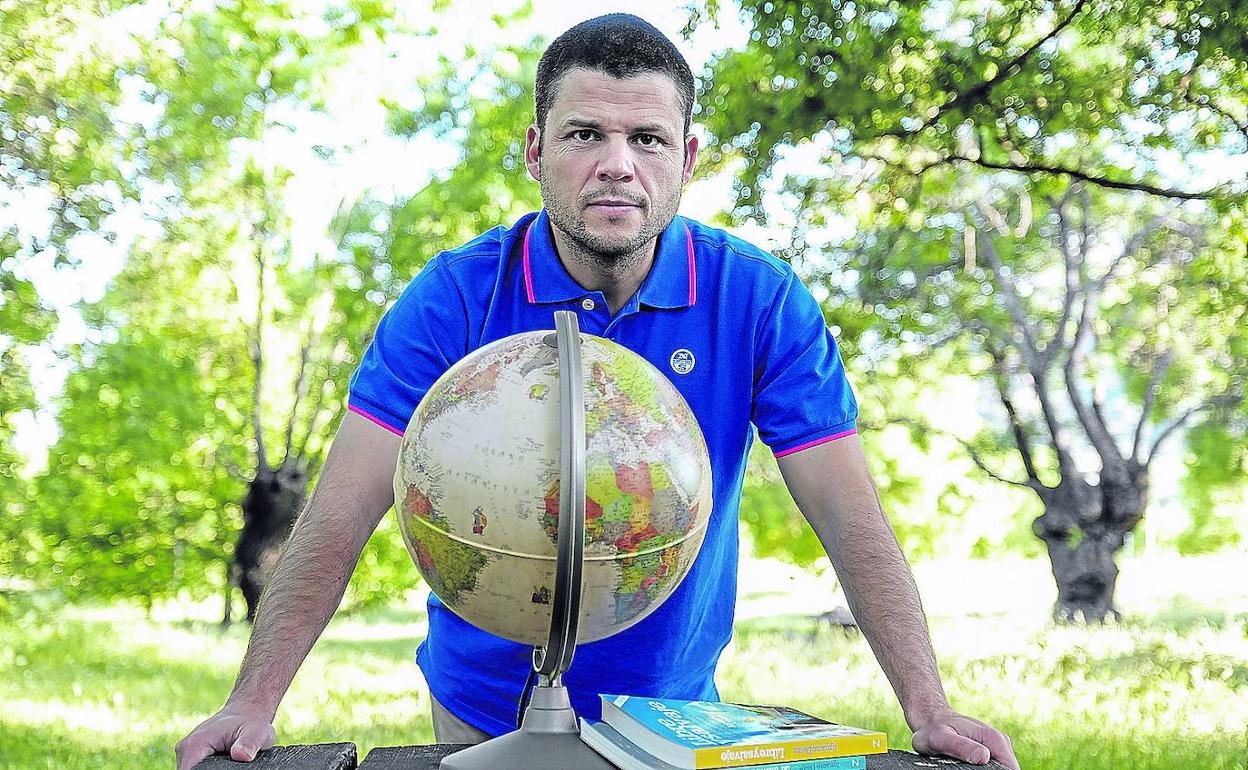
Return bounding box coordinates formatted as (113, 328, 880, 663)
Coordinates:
(633, 134, 661, 147)
(570, 129, 598, 141)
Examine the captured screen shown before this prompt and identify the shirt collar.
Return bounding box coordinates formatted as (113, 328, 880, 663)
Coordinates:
(522, 209, 696, 309)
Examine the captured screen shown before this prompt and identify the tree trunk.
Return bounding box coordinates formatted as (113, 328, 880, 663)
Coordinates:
(1042, 526, 1123, 623)
(1032, 470, 1148, 623)
(222, 560, 236, 627)
(232, 463, 308, 621)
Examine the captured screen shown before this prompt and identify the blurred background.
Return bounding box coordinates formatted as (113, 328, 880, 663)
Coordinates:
(1, 1, 1244, 768)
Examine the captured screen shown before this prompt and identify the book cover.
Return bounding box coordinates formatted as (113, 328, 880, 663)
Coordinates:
(600, 695, 887, 770)
(581, 719, 869, 770)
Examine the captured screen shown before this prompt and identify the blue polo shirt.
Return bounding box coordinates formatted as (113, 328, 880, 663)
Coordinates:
(348, 209, 857, 736)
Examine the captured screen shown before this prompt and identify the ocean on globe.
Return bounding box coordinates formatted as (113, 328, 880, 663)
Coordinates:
(393, 331, 712, 646)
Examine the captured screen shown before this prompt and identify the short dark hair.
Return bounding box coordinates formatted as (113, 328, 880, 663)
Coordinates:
(535, 14, 695, 137)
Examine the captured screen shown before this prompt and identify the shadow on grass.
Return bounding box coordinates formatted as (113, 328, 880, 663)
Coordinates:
(732, 613, 871, 654)
(314, 634, 426, 663)
(1016, 725, 1248, 770)
(0, 719, 183, 770)
(331, 605, 428, 625)
(0, 617, 239, 717)
(1075, 642, 1248, 688)
(1124, 596, 1248, 633)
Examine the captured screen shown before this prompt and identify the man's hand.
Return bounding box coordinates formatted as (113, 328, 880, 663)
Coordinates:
(174, 702, 276, 770)
(173, 412, 400, 770)
(910, 709, 1019, 770)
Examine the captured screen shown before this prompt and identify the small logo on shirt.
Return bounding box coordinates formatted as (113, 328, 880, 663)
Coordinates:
(670, 349, 695, 375)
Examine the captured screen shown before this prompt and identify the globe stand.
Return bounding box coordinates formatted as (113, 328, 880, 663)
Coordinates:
(440, 311, 614, 770)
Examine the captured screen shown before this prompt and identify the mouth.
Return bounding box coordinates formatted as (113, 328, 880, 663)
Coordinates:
(586, 199, 642, 212)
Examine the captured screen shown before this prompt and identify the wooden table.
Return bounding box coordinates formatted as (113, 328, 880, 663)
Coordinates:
(193, 742, 1011, 769)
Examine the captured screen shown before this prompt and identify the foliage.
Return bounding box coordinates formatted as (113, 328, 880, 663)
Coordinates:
(16, 1, 549, 611)
(0, 0, 134, 253)
(698, 0, 1247, 217)
(318, 20, 546, 607)
(0, 0, 134, 590)
(11, 0, 1246, 615)
(20, 0, 393, 607)
(1175, 421, 1246, 554)
(698, 0, 1248, 562)
(0, 271, 55, 594)
(741, 367, 1048, 567)
(30, 244, 251, 608)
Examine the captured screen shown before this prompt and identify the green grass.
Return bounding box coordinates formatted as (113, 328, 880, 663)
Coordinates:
(2, 555, 1247, 769)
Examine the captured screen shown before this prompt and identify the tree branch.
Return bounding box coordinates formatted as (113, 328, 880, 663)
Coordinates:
(1205, 97, 1248, 149)
(945, 0, 1087, 113)
(217, 451, 249, 484)
(988, 346, 1042, 485)
(1146, 391, 1245, 467)
(280, 321, 319, 469)
(1061, 299, 1127, 471)
(951, 153, 1224, 199)
(965, 440, 1041, 489)
(972, 210, 1042, 365)
(1132, 349, 1174, 462)
(1057, 205, 1189, 471)
(304, 397, 346, 481)
(854, 150, 954, 180)
(1044, 185, 1082, 367)
(870, 416, 1043, 490)
(967, 308, 1077, 479)
(292, 338, 348, 467)
(250, 241, 268, 472)
(1091, 210, 1180, 292)
(885, 0, 1088, 138)
(926, 325, 970, 350)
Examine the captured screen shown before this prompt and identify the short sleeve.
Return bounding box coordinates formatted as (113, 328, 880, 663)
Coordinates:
(347, 257, 469, 435)
(751, 271, 858, 457)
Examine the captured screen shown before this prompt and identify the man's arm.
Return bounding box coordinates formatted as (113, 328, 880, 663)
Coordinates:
(776, 434, 1020, 770)
(175, 411, 402, 770)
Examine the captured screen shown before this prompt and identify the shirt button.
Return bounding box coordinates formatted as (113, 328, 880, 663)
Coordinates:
(581, 298, 595, 311)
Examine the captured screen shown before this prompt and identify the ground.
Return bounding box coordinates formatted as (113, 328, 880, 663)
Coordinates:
(1, 552, 1245, 769)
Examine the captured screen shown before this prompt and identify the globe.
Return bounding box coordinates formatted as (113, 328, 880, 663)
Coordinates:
(393, 330, 712, 646)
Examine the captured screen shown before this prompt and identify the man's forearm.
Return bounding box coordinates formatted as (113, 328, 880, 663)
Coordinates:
(814, 480, 950, 727)
(777, 437, 951, 728)
(228, 481, 381, 718)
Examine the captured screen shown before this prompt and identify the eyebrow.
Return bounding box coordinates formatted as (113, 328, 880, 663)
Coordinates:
(557, 116, 675, 137)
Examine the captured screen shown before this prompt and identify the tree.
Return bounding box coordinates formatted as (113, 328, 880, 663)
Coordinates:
(24, 2, 547, 619)
(28, 0, 393, 616)
(697, 0, 1246, 212)
(698, 0, 1247, 620)
(1, 0, 135, 596)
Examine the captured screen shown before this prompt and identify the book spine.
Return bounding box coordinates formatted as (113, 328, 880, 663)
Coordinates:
(692, 735, 886, 769)
(747, 757, 867, 770)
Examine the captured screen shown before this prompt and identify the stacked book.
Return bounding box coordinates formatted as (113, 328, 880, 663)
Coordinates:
(580, 695, 888, 770)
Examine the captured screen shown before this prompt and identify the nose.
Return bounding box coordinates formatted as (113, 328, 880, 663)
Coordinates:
(596, 136, 635, 183)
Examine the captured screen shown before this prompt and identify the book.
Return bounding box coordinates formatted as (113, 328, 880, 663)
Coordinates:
(599, 695, 887, 770)
(581, 719, 868, 770)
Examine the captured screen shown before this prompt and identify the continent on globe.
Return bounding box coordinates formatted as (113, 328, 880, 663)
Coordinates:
(393, 331, 713, 646)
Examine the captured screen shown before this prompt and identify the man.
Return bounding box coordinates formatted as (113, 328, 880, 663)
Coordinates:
(176, 14, 1020, 770)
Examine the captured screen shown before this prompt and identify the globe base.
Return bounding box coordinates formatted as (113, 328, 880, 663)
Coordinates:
(438, 685, 614, 770)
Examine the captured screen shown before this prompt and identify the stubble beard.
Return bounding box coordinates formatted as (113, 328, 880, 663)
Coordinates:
(540, 172, 681, 277)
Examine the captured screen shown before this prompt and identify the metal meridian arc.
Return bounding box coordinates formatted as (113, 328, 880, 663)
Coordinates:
(534, 310, 585, 679)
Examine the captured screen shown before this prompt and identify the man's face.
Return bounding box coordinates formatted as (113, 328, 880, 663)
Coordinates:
(525, 68, 698, 260)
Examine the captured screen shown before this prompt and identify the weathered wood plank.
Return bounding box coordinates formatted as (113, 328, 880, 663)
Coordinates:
(357, 745, 1008, 769)
(192, 742, 357, 769)
(194, 743, 1009, 770)
(866, 753, 1011, 770)
(358, 744, 466, 769)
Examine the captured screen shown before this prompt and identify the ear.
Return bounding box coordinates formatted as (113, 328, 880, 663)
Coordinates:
(524, 124, 542, 181)
(682, 133, 699, 185)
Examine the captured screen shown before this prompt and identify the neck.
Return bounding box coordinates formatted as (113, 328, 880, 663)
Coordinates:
(548, 225, 656, 315)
